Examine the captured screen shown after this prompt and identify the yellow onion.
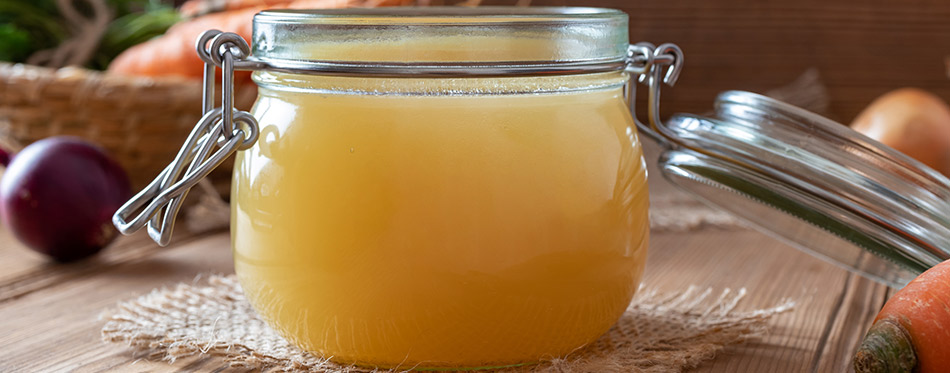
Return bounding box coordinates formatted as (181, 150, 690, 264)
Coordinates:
(851, 88, 950, 176)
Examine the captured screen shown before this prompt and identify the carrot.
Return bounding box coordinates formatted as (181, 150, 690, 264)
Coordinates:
(180, 0, 298, 18)
(108, 5, 261, 80)
(853, 259, 950, 373)
(107, 0, 391, 80)
(179, 0, 414, 17)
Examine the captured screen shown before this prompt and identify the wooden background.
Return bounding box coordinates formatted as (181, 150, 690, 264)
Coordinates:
(488, 0, 950, 123)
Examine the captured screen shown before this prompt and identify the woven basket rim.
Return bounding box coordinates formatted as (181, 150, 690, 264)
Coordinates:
(0, 62, 203, 90)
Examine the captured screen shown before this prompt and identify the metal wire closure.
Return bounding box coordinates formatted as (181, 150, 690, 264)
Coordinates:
(625, 42, 684, 147)
(111, 30, 683, 246)
(112, 30, 260, 246)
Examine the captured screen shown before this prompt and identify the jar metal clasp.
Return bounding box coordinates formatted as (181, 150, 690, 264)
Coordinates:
(112, 30, 685, 246)
(624, 42, 685, 147)
(112, 30, 260, 246)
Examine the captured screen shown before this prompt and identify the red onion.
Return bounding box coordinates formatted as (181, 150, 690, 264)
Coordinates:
(0, 137, 131, 261)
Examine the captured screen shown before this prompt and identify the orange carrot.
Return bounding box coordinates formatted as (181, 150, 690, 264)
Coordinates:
(179, 0, 413, 17)
(107, 0, 386, 80)
(853, 259, 950, 373)
(180, 0, 298, 18)
(108, 5, 262, 80)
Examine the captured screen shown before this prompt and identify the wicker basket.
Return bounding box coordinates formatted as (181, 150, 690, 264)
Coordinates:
(0, 63, 255, 198)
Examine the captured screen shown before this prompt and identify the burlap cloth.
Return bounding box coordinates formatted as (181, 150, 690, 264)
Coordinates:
(101, 275, 793, 372)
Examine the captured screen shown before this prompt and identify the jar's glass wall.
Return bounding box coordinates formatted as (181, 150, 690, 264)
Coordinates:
(231, 72, 650, 369)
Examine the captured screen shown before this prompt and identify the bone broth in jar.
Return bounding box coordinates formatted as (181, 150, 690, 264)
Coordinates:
(115, 7, 666, 370)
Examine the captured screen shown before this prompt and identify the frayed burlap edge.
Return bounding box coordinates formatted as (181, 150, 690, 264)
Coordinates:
(102, 275, 793, 372)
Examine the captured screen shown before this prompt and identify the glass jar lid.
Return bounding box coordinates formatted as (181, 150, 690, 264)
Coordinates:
(651, 90, 950, 288)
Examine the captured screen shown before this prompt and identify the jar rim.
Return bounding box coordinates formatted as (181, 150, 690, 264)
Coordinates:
(255, 6, 626, 24)
(248, 6, 631, 77)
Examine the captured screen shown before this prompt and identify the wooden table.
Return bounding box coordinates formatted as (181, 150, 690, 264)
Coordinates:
(0, 143, 891, 372)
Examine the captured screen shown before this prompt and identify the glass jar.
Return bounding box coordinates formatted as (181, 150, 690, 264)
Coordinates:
(236, 7, 649, 370)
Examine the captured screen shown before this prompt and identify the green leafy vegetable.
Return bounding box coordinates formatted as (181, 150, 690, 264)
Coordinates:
(0, 0, 178, 69)
(0, 1, 68, 63)
(0, 24, 33, 62)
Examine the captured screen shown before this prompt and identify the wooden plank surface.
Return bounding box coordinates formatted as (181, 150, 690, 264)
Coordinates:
(0, 165, 889, 372)
(0, 231, 237, 372)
